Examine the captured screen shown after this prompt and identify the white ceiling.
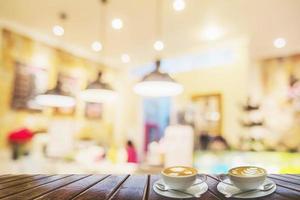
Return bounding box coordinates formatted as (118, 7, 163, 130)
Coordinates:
(0, 0, 300, 68)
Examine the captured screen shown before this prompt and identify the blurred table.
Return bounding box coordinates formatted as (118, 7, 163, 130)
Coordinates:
(0, 174, 299, 199)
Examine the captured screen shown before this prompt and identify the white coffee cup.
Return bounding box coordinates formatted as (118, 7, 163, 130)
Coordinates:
(228, 166, 267, 191)
(161, 166, 198, 190)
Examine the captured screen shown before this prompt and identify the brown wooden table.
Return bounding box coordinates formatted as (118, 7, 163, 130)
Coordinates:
(0, 174, 299, 199)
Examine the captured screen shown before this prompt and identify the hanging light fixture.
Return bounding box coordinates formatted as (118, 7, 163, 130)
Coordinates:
(52, 12, 66, 36)
(81, 0, 116, 103)
(133, 0, 183, 97)
(35, 77, 76, 108)
(134, 60, 183, 97)
(36, 14, 76, 108)
(80, 72, 116, 103)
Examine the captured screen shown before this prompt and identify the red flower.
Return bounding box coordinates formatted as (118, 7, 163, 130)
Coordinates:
(8, 128, 33, 144)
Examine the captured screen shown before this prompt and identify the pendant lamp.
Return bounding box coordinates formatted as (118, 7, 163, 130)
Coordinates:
(36, 13, 75, 108)
(81, 0, 116, 103)
(134, 0, 183, 97)
(80, 72, 116, 103)
(35, 79, 76, 108)
(133, 60, 183, 97)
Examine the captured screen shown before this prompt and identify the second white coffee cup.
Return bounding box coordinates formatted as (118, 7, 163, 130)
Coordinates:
(228, 166, 267, 191)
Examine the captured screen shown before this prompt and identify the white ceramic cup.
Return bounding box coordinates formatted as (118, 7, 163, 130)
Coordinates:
(228, 166, 267, 191)
(161, 166, 198, 190)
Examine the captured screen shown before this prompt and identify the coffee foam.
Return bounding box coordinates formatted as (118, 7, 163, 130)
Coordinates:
(230, 167, 265, 177)
(163, 166, 197, 177)
(171, 167, 185, 172)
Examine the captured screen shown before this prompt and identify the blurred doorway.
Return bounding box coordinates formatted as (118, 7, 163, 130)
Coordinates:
(143, 97, 170, 152)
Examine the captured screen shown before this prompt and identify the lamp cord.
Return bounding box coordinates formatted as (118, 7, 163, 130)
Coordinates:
(156, 0, 162, 39)
(155, 0, 163, 65)
(98, 0, 107, 61)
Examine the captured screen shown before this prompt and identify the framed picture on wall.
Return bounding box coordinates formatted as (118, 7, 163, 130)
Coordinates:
(85, 102, 103, 119)
(11, 61, 48, 111)
(192, 93, 223, 136)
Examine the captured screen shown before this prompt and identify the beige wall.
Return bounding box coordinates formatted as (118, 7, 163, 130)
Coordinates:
(0, 28, 116, 148)
(173, 39, 249, 146)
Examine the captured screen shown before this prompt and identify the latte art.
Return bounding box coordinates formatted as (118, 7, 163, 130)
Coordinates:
(228, 166, 267, 191)
(230, 167, 265, 177)
(243, 168, 261, 175)
(163, 166, 197, 177)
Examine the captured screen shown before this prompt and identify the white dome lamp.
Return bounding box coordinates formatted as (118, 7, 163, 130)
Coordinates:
(35, 78, 76, 108)
(80, 72, 116, 103)
(82, 1, 116, 103)
(37, 13, 75, 108)
(134, 60, 183, 97)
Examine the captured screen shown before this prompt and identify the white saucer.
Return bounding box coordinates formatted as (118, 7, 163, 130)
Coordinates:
(217, 178, 276, 199)
(153, 178, 208, 199)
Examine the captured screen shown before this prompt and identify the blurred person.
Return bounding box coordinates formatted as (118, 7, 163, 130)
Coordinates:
(209, 136, 229, 151)
(126, 140, 137, 163)
(199, 131, 210, 150)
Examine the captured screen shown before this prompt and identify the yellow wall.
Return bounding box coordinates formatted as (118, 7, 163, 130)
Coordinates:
(0, 28, 250, 150)
(120, 39, 250, 154)
(173, 39, 249, 146)
(0, 29, 116, 148)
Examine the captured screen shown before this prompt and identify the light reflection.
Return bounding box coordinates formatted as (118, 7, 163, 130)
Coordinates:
(132, 47, 235, 77)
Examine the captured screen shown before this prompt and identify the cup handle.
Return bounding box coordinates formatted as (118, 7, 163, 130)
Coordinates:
(217, 174, 234, 186)
(197, 174, 207, 184)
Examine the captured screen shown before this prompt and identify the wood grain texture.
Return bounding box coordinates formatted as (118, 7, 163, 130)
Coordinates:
(268, 175, 300, 192)
(269, 174, 300, 186)
(0, 175, 31, 184)
(1, 175, 87, 200)
(280, 174, 300, 181)
(109, 175, 148, 200)
(0, 174, 53, 190)
(0, 175, 71, 199)
(0, 175, 12, 179)
(0, 174, 298, 200)
(73, 174, 128, 200)
(35, 175, 108, 200)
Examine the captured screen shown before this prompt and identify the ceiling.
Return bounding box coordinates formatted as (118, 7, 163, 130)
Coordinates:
(0, 0, 300, 68)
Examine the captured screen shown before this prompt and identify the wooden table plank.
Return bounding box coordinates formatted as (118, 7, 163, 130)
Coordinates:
(73, 174, 128, 200)
(1, 175, 88, 200)
(268, 176, 300, 192)
(268, 176, 300, 200)
(269, 174, 300, 185)
(281, 174, 300, 181)
(0, 175, 71, 199)
(0, 174, 298, 200)
(109, 175, 148, 200)
(0, 175, 31, 184)
(34, 175, 108, 200)
(0, 175, 12, 179)
(269, 185, 300, 200)
(0, 174, 53, 190)
(272, 174, 300, 185)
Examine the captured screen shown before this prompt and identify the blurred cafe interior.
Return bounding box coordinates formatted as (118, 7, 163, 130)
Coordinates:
(0, 0, 299, 175)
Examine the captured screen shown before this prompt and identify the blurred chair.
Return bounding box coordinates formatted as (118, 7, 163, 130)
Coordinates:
(47, 119, 76, 158)
(164, 125, 194, 167)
